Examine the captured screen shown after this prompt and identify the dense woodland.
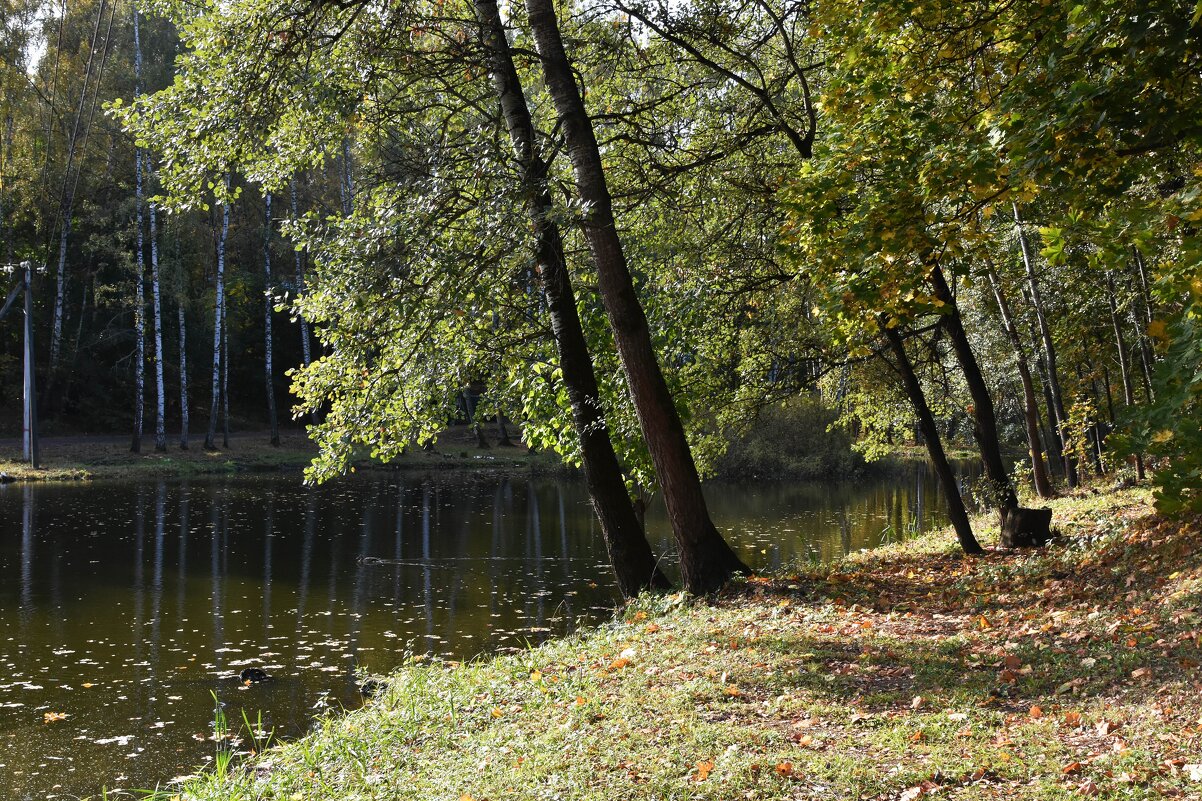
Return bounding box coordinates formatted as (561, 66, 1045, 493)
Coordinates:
(2, 0, 1199, 592)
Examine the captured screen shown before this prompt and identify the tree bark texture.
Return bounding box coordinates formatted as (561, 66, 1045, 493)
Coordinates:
(524, 0, 749, 594)
(986, 264, 1054, 498)
(205, 184, 229, 450)
(928, 263, 1018, 513)
(476, 0, 669, 596)
(880, 321, 983, 555)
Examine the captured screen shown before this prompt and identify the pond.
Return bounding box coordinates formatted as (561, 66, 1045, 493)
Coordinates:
(0, 462, 967, 799)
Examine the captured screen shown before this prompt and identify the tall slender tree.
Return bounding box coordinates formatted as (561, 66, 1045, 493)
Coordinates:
(205, 177, 230, 450)
(475, 0, 669, 596)
(524, 0, 750, 594)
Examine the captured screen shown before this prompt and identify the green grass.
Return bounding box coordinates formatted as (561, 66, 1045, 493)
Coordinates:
(143, 485, 1202, 801)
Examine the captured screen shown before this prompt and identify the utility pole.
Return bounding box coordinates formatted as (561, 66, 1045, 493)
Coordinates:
(2, 261, 40, 468)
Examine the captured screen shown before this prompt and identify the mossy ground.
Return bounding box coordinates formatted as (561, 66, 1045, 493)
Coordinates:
(154, 486, 1202, 801)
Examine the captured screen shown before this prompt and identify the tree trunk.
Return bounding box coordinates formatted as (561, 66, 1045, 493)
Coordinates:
(1014, 204, 1077, 487)
(132, 139, 146, 454)
(928, 263, 1018, 514)
(205, 181, 229, 450)
(880, 321, 983, 555)
(133, 3, 166, 453)
(475, 0, 669, 595)
(178, 235, 190, 450)
(148, 168, 166, 451)
(496, 411, 514, 447)
(524, 0, 749, 594)
(986, 264, 1054, 498)
(263, 191, 280, 446)
(49, 0, 109, 373)
(221, 282, 230, 448)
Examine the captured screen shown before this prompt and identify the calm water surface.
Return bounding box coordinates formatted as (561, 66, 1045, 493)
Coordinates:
(0, 464, 959, 799)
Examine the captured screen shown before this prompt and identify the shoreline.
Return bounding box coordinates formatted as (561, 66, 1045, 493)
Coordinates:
(143, 484, 1202, 801)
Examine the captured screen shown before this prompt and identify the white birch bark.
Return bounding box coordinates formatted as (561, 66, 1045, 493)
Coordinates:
(205, 177, 230, 450)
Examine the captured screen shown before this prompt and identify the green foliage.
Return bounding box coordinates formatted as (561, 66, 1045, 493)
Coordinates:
(1116, 302, 1202, 513)
(715, 396, 865, 481)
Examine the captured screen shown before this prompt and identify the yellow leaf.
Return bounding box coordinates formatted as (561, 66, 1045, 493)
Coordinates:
(491, 707, 503, 718)
(43, 711, 68, 723)
(694, 760, 714, 781)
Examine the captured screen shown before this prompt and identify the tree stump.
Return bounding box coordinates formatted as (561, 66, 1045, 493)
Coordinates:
(1000, 506, 1054, 548)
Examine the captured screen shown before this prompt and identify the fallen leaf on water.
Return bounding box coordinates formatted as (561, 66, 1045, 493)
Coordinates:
(43, 711, 68, 723)
(81, 683, 95, 689)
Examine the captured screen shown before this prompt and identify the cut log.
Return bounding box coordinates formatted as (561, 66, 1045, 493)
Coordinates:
(1000, 506, 1054, 548)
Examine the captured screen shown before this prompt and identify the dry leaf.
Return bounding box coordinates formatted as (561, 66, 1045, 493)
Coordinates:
(694, 760, 714, 781)
(1029, 706, 1044, 719)
(775, 761, 795, 778)
(43, 711, 68, 723)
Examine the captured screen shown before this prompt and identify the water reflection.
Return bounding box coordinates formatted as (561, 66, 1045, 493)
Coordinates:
(0, 461, 962, 799)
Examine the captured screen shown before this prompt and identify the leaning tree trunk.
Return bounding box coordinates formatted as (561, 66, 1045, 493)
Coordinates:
(1014, 204, 1077, 487)
(475, 0, 670, 597)
(880, 321, 983, 555)
(986, 264, 1054, 498)
(1106, 272, 1144, 478)
(205, 180, 229, 450)
(263, 191, 280, 446)
(928, 263, 1019, 515)
(524, 0, 749, 594)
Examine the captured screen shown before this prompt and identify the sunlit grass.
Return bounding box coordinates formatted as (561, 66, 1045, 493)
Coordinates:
(140, 485, 1202, 801)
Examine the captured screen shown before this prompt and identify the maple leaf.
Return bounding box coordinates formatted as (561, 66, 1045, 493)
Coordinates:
(693, 760, 714, 781)
(43, 711, 68, 724)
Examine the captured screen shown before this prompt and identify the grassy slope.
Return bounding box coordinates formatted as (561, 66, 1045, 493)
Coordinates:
(165, 487, 1202, 801)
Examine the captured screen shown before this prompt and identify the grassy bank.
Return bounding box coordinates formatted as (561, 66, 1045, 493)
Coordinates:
(157, 487, 1202, 801)
(0, 426, 565, 482)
